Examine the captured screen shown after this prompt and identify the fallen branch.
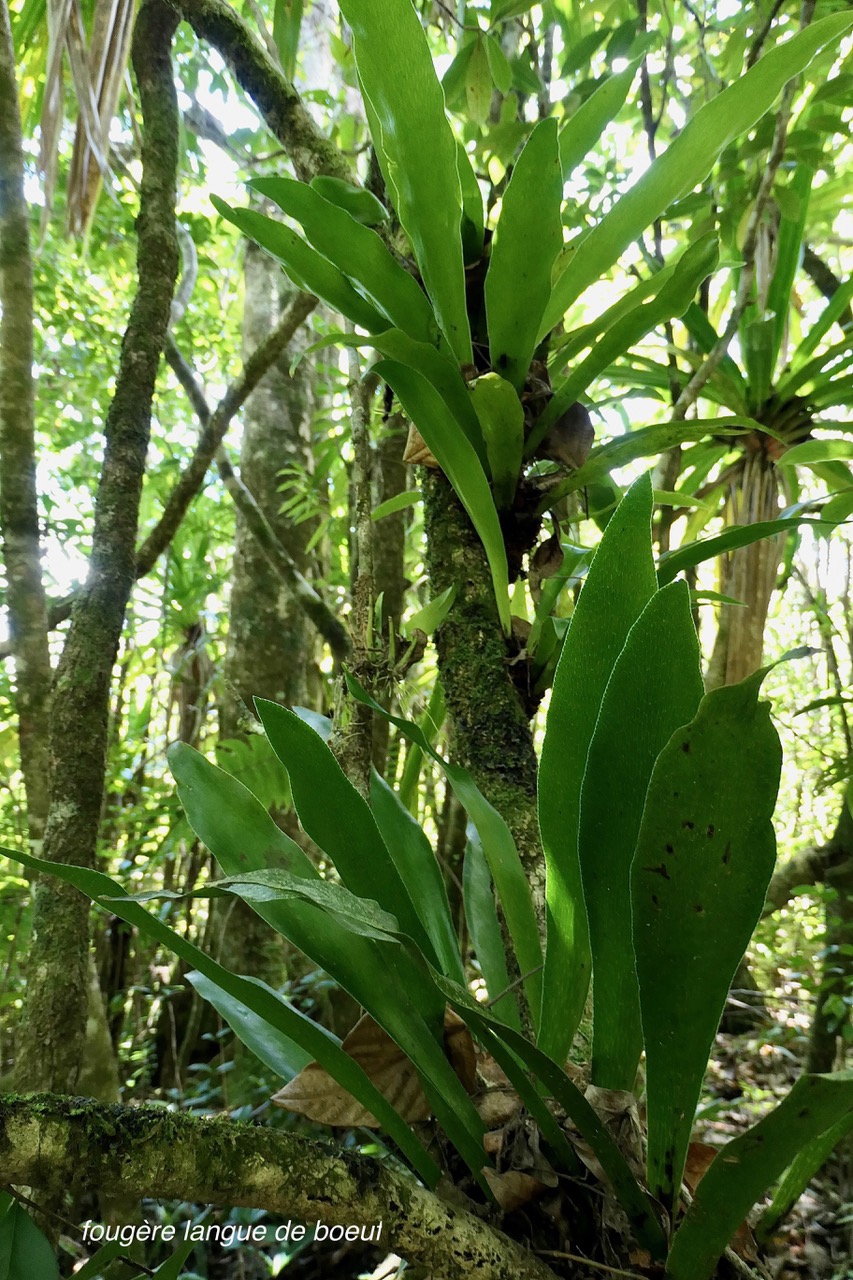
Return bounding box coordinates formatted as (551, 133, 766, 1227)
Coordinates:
(0, 1094, 557, 1280)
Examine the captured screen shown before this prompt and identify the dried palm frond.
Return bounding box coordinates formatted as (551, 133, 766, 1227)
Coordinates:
(36, 0, 133, 236)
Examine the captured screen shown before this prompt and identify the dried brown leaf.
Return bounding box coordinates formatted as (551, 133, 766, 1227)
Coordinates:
(482, 1168, 549, 1213)
(273, 1014, 430, 1127)
(402, 423, 439, 468)
(444, 1008, 477, 1094)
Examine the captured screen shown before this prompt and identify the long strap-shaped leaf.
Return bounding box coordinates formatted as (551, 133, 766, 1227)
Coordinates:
(249, 177, 439, 345)
(537, 473, 657, 1063)
(211, 196, 388, 333)
(667, 1072, 853, 1280)
(530, 234, 719, 449)
(788, 274, 853, 368)
(539, 11, 853, 335)
(755, 1105, 853, 1245)
(374, 358, 511, 633)
(0, 846, 441, 1187)
(462, 831, 520, 1029)
(339, 0, 472, 365)
(347, 673, 543, 1029)
(370, 769, 465, 983)
(536, 421, 752, 512)
(764, 162, 813, 372)
(254, 699, 436, 963)
(484, 118, 563, 391)
(428, 969, 667, 1259)
(580, 580, 704, 1090)
(657, 514, 837, 585)
(167, 745, 489, 1179)
(558, 59, 639, 180)
(299, 328, 486, 464)
(632, 666, 784, 1215)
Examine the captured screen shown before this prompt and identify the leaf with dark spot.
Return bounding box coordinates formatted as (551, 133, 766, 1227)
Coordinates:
(631, 665, 784, 1216)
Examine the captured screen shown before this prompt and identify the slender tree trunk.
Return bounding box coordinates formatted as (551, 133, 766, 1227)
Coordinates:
(215, 241, 317, 1003)
(372, 410, 408, 773)
(220, 240, 318, 734)
(14, 0, 180, 1093)
(0, 0, 52, 850)
(706, 450, 781, 690)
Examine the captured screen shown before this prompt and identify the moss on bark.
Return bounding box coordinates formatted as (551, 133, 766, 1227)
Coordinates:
(0, 1094, 558, 1280)
(171, 0, 351, 182)
(423, 471, 545, 932)
(14, 0, 181, 1094)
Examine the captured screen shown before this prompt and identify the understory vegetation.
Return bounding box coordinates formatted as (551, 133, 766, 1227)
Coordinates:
(1, 0, 853, 1277)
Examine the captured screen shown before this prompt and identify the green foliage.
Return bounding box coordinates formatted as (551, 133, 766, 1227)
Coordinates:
(484, 118, 563, 391)
(538, 474, 657, 1062)
(541, 11, 853, 332)
(580, 579, 704, 1090)
(634, 664, 784, 1212)
(337, 0, 472, 364)
(11, 480, 853, 1278)
(0, 1200, 58, 1280)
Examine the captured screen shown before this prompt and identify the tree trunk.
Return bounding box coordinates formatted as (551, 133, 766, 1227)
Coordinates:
(14, 0, 180, 1093)
(422, 471, 545, 931)
(706, 450, 782, 690)
(708, 450, 781, 1033)
(0, 0, 53, 852)
(220, 239, 318, 734)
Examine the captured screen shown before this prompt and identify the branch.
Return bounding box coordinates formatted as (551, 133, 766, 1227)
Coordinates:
(802, 245, 853, 331)
(0, 1095, 558, 1280)
(163, 334, 349, 663)
(0, 0, 53, 840)
(168, 0, 350, 182)
(135, 290, 317, 577)
(0, 292, 319, 665)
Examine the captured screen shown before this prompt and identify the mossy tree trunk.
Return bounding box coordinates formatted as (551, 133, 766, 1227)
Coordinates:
(422, 471, 545, 931)
(14, 0, 180, 1094)
(0, 0, 53, 854)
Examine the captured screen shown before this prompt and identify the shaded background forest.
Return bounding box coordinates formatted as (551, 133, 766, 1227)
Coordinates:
(2, 0, 853, 1276)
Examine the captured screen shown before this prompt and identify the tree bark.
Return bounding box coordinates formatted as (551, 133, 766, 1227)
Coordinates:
(208, 244, 320, 1090)
(170, 0, 351, 182)
(0, 1094, 558, 1280)
(423, 472, 545, 932)
(0, 0, 53, 848)
(14, 0, 180, 1093)
(220, 241, 318, 733)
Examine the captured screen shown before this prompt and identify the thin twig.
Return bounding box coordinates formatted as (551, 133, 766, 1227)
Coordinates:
(136, 289, 317, 575)
(746, 0, 787, 70)
(535, 1250, 649, 1280)
(163, 335, 349, 663)
(0, 1187, 156, 1275)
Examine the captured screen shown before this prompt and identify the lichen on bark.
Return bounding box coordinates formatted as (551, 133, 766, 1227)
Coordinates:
(0, 1093, 558, 1280)
(0, 0, 53, 848)
(14, 0, 181, 1094)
